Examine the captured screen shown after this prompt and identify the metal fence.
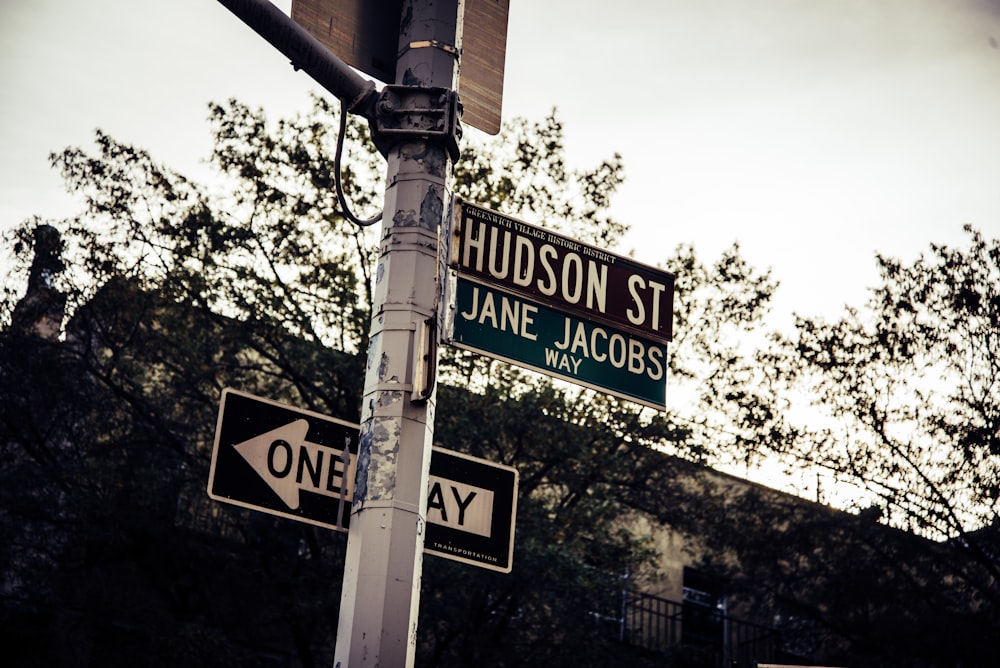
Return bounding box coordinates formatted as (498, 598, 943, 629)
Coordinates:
(623, 592, 780, 667)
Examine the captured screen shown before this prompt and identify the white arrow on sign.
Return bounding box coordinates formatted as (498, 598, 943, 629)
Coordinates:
(233, 419, 355, 510)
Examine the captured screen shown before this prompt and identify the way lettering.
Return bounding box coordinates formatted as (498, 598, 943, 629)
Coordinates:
(427, 475, 494, 537)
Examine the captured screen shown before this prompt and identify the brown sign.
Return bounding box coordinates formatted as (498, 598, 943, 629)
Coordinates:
(290, 0, 509, 135)
(451, 201, 674, 343)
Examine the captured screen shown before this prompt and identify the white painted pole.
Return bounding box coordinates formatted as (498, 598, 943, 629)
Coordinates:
(334, 1, 463, 665)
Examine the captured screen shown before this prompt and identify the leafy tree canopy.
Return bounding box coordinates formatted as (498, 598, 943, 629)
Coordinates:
(694, 226, 1000, 666)
(0, 95, 776, 667)
(2, 92, 996, 666)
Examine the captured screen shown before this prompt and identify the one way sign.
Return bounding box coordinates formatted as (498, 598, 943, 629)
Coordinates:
(208, 388, 357, 530)
(208, 389, 518, 572)
(425, 448, 518, 573)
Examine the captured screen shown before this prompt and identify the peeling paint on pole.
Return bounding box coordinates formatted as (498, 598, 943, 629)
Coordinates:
(335, 0, 461, 663)
(353, 426, 371, 504)
(367, 416, 401, 499)
(421, 187, 444, 230)
(393, 208, 419, 227)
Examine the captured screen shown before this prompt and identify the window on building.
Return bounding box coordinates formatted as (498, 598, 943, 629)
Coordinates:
(681, 567, 725, 649)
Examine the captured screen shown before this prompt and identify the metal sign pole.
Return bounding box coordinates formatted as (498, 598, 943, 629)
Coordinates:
(334, 0, 463, 665)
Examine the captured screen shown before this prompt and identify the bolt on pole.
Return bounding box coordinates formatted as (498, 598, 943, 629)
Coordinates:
(334, 0, 463, 666)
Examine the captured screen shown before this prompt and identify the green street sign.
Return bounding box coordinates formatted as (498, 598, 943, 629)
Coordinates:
(449, 277, 667, 410)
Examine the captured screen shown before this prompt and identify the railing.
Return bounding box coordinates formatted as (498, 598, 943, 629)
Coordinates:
(623, 592, 780, 667)
(624, 592, 683, 652)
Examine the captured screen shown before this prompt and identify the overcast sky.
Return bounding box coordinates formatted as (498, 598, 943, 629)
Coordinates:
(2, 0, 999, 328)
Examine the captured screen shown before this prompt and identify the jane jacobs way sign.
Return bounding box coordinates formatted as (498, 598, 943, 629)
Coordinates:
(450, 278, 667, 409)
(448, 201, 675, 409)
(208, 389, 518, 572)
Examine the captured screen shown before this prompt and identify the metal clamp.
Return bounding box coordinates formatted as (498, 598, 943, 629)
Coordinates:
(411, 318, 437, 403)
(371, 85, 463, 161)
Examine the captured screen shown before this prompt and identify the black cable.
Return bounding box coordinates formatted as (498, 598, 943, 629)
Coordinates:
(335, 98, 382, 227)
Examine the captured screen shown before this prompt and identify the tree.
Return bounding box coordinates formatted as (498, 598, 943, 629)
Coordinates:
(685, 226, 1000, 666)
(784, 229, 999, 553)
(0, 97, 399, 667)
(1, 96, 781, 666)
(5, 88, 996, 667)
(16, 90, 958, 666)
